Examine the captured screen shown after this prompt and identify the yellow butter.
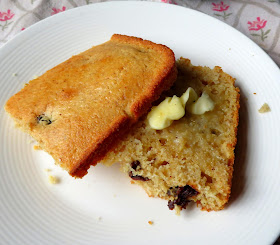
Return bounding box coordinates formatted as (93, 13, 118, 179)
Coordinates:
(188, 92, 215, 115)
(148, 87, 214, 130)
(180, 87, 198, 106)
(147, 95, 185, 130)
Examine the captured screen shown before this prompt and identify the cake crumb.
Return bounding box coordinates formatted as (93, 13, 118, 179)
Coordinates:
(33, 145, 42, 150)
(48, 175, 60, 184)
(29, 139, 36, 144)
(175, 205, 181, 216)
(148, 220, 154, 225)
(258, 103, 271, 113)
(113, 194, 117, 198)
(97, 216, 102, 221)
(44, 168, 51, 172)
(12, 73, 18, 77)
(253, 93, 256, 95)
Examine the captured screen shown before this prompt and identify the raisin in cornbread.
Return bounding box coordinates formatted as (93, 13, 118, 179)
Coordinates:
(102, 58, 240, 211)
(5, 34, 177, 178)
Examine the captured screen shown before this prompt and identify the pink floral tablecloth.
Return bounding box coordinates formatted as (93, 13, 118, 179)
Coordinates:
(0, 0, 280, 68)
(0, 0, 279, 244)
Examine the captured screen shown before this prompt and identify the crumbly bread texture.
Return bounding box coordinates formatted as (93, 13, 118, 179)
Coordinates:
(5, 34, 177, 178)
(102, 58, 240, 211)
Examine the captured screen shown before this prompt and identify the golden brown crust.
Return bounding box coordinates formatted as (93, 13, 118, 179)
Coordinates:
(130, 64, 178, 119)
(223, 86, 240, 208)
(111, 34, 178, 119)
(5, 34, 177, 178)
(70, 115, 131, 177)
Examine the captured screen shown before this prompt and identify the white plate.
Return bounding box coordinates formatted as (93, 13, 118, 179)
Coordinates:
(0, 2, 280, 245)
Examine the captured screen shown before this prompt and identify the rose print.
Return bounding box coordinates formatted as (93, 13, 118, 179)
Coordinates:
(161, 0, 175, 4)
(51, 7, 66, 15)
(0, 9, 14, 21)
(248, 17, 267, 31)
(212, 2, 229, 11)
(248, 17, 270, 42)
(212, 2, 232, 21)
(0, 10, 15, 31)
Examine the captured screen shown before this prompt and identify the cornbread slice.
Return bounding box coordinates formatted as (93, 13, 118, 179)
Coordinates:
(5, 34, 177, 178)
(102, 58, 240, 211)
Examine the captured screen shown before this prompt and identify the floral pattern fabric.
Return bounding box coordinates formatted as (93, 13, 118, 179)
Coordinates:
(212, 2, 232, 21)
(0, 9, 14, 31)
(248, 17, 271, 42)
(0, 0, 279, 67)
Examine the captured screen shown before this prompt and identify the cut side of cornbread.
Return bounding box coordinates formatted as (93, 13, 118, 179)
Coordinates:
(102, 58, 240, 212)
(5, 34, 177, 178)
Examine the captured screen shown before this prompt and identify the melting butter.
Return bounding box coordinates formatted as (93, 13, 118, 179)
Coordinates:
(147, 95, 185, 130)
(180, 87, 198, 106)
(188, 92, 215, 115)
(148, 88, 214, 130)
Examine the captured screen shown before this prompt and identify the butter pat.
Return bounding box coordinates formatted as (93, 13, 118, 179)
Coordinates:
(180, 87, 198, 106)
(188, 92, 215, 115)
(147, 96, 185, 130)
(148, 88, 214, 130)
